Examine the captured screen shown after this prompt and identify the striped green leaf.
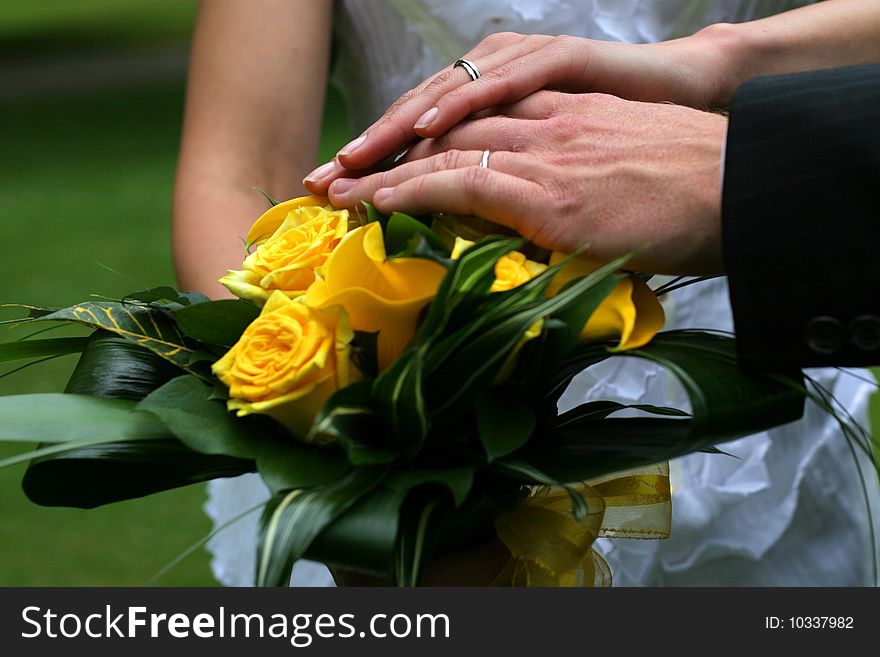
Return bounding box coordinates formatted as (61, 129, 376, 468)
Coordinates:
(37, 302, 211, 376)
(528, 331, 805, 481)
(64, 331, 183, 400)
(23, 438, 252, 508)
(0, 393, 169, 444)
(426, 256, 624, 419)
(372, 345, 429, 452)
(0, 337, 89, 363)
(256, 466, 389, 587)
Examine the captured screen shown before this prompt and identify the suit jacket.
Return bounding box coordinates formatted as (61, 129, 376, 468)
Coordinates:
(722, 64, 880, 369)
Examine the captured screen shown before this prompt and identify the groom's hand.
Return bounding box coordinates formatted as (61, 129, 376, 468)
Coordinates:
(327, 92, 728, 276)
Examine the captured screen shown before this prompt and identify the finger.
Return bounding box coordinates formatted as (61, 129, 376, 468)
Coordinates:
(328, 149, 537, 208)
(491, 89, 576, 120)
(302, 158, 372, 196)
(334, 35, 549, 171)
(400, 116, 537, 163)
(415, 38, 589, 138)
(369, 167, 547, 239)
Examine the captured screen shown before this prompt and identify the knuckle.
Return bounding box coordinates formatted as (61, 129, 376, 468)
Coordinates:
(545, 112, 583, 137)
(461, 165, 488, 192)
(481, 68, 515, 99)
(484, 31, 519, 46)
(553, 34, 581, 51)
(442, 85, 481, 116)
(438, 149, 464, 171)
(426, 69, 457, 93)
(386, 88, 417, 116)
(409, 174, 432, 202)
(371, 170, 392, 189)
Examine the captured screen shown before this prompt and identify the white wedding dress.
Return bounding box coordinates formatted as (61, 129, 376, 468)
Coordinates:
(205, 0, 880, 586)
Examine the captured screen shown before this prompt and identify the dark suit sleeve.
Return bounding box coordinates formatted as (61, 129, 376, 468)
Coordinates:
(722, 64, 880, 369)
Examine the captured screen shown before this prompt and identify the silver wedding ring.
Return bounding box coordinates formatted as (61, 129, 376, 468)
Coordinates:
(479, 149, 491, 169)
(453, 58, 481, 81)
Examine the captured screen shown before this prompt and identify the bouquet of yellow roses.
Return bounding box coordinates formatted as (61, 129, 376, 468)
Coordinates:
(0, 196, 806, 586)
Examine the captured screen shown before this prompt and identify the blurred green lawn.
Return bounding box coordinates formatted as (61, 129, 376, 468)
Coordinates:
(0, 0, 198, 54)
(0, 1, 350, 585)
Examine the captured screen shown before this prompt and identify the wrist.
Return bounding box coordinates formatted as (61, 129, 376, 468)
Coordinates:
(688, 21, 757, 108)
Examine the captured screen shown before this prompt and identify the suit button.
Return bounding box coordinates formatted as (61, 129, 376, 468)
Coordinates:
(804, 316, 845, 355)
(849, 315, 880, 352)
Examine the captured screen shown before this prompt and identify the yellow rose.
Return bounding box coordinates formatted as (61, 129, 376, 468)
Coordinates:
(451, 237, 547, 292)
(220, 196, 349, 304)
(306, 222, 446, 370)
(547, 253, 665, 350)
(212, 290, 355, 439)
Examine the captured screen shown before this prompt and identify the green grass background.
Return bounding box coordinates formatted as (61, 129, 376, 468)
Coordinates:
(0, 1, 349, 585)
(1, 0, 877, 587)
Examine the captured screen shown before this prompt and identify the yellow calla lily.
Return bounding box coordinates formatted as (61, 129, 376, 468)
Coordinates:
(547, 253, 665, 350)
(306, 222, 446, 369)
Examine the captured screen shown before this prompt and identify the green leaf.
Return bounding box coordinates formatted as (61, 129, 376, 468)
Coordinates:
(256, 438, 350, 494)
(416, 237, 524, 343)
(633, 331, 803, 439)
(23, 438, 253, 508)
(385, 466, 475, 507)
(384, 212, 449, 257)
(307, 484, 453, 584)
(35, 301, 211, 377)
(361, 201, 385, 225)
(1, 303, 59, 321)
(426, 256, 623, 420)
(174, 299, 259, 348)
(65, 331, 183, 400)
(475, 388, 536, 461)
(138, 375, 267, 460)
(0, 393, 169, 444)
(0, 337, 88, 363)
(553, 400, 689, 429)
(124, 287, 192, 306)
(372, 345, 429, 452)
(492, 458, 588, 522)
(306, 486, 408, 577)
(397, 233, 455, 268)
(529, 331, 805, 481)
(252, 186, 280, 207)
(256, 466, 388, 586)
(307, 381, 397, 464)
(394, 492, 449, 586)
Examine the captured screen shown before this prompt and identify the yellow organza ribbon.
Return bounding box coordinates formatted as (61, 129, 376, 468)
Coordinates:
(491, 462, 671, 586)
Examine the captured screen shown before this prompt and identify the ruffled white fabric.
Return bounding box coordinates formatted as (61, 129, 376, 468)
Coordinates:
(205, 0, 879, 587)
(333, 0, 817, 131)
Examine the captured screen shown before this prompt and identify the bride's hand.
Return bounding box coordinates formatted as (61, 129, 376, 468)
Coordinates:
(304, 27, 741, 193)
(325, 91, 727, 276)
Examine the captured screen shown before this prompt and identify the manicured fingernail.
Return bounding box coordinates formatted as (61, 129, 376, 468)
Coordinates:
(303, 160, 339, 184)
(337, 134, 367, 157)
(373, 187, 394, 205)
(330, 178, 356, 195)
(414, 107, 438, 130)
